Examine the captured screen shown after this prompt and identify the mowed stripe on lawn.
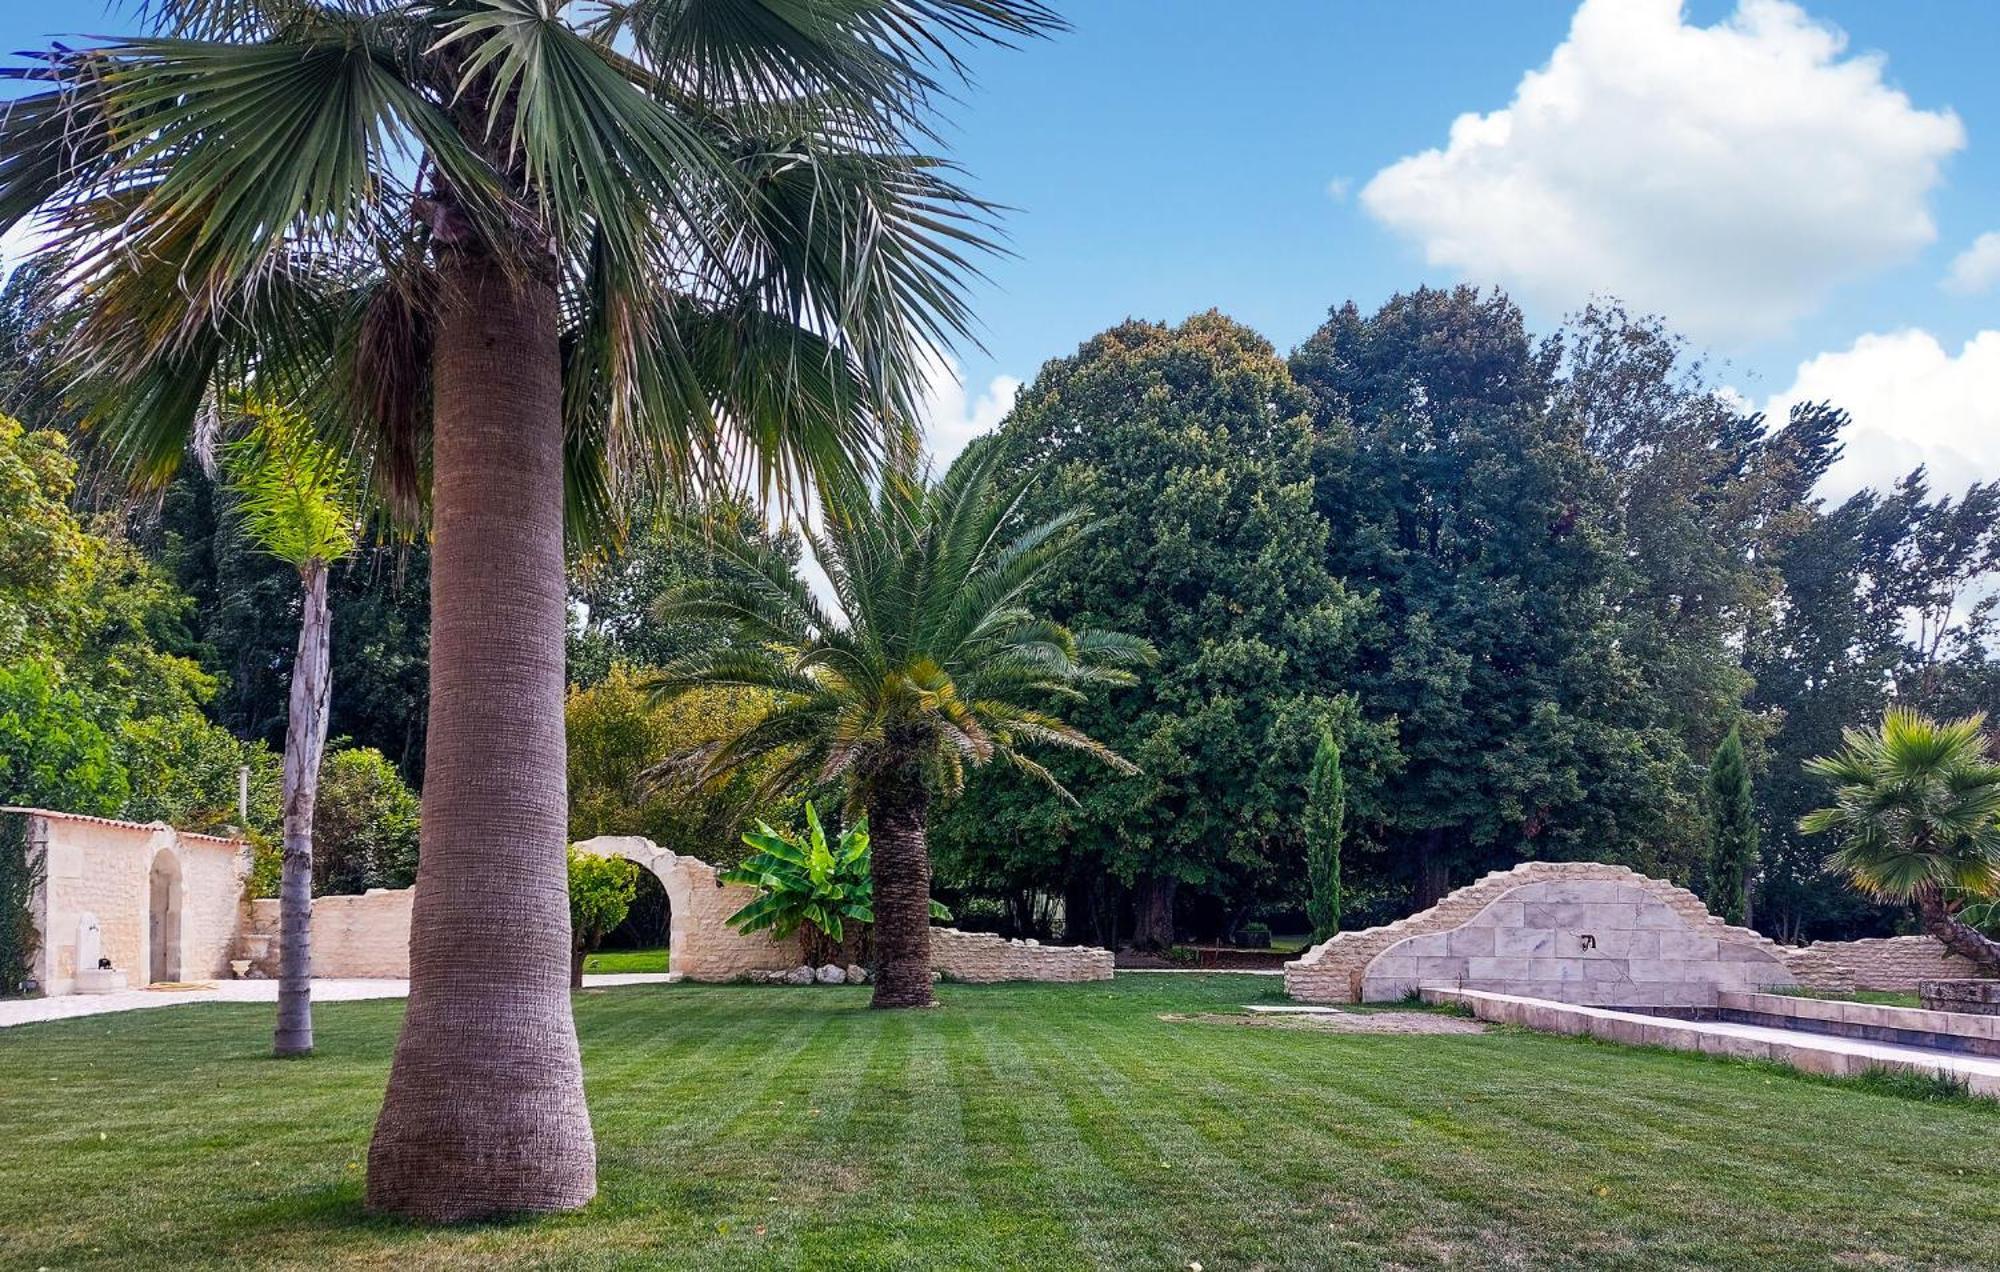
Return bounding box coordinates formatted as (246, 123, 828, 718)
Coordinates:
(0, 975, 1995, 1269)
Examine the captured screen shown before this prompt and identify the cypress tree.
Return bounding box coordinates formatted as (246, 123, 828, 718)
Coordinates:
(1305, 728, 1346, 942)
(1707, 726, 1758, 926)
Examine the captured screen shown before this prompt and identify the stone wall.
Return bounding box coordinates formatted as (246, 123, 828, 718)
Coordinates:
(1781, 935, 1986, 993)
(1285, 862, 1798, 1007)
(572, 836, 802, 981)
(930, 927, 1115, 983)
(242, 889, 413, 979)
(12, 808, 249, 993)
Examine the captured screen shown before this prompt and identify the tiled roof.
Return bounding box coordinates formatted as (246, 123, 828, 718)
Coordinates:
(0, 806, 246, 846)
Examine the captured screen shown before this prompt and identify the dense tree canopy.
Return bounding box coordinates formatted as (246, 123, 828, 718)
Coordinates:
(933, 313, 1386, 945)
(1292, 289, 1703, 905)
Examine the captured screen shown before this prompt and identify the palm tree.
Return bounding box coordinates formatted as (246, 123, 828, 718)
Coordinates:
(0, 0, 1060, 1219)
(219, 404, 358, 1058)
(649, 449, 1153, 1008)
(1801, 707, 2000, 971)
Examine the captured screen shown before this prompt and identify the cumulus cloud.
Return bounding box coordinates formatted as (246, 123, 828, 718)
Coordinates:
(915, 352, 1021, 469)
(1360, 0, 1964, 344)
(1763, 329, 2000, 499)
(1944, 232, 2000, 296)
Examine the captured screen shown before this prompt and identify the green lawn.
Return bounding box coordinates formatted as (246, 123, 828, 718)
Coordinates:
(3, 976, 1995, 1270)
(581, 946, 669, 974)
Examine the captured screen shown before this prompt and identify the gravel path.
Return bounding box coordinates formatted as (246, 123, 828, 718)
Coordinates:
(0, 972, 678, 1028)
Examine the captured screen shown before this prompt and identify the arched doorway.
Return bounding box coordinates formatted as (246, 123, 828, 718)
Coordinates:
(148, 850, 183, 984)
(599, 869, 671, 973)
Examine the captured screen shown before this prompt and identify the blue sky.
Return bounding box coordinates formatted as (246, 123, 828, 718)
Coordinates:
(4, 1, 1996, 494)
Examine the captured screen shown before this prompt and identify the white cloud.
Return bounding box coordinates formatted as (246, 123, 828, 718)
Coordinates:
(916, 353, 1021, 470)
(1325, 177, 1351, 202)
(1944, 232, 2000, 296)
(1360, 0, 1964, 344)
(784, 353, 1020, 617)
(1764, 329, 2000, 499)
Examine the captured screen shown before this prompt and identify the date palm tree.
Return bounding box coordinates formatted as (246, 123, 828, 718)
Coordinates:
(1801, 707, 2000, 971)
(219, 404, 359, 1058)
(0, 0, 1060, 1219)
(649, 448, 1153, 1007)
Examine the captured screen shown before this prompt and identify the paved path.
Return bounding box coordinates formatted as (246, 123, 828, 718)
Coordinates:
(0, 973, 679, 1029)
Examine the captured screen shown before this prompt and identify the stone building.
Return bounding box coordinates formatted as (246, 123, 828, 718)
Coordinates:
(5, 807, 252, 995)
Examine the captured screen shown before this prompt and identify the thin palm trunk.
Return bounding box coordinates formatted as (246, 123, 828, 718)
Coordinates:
(365, 247, 595, 1220)
(867, 770, 935, 1008)
(273, 561, 331, 1058)
(1913, 884, 2000, 973)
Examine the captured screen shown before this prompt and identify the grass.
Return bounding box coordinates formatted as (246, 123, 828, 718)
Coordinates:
(581, 947, 668, 974)
(3, 975, 1996, 1270)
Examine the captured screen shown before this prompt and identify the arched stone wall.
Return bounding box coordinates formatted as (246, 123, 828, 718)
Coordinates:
(1286, 862, 1799, 1006)
(570, 836, 801, 981)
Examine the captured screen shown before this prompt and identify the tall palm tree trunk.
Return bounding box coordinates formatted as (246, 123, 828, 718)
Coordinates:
(867, 771, 935, 1009)
(273, 561, 332, 1057)
(365, 247, 595, 1220)
(1913, 884, 2000, 973)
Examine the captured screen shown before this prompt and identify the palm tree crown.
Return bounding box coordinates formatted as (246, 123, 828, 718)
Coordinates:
(650, 447, 1153, 803)
(0, 0, 1060, 524)
(1801, 706, 2000, 970)
(649, 446, 1152, 1006)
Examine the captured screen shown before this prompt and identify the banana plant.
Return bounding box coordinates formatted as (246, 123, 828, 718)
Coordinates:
(721, 803, 947, 967)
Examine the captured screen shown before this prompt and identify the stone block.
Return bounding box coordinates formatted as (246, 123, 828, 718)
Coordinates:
(1658, 932, 1720, 961)
(1629, 903, 1685, 929)
(1494, 927, 1556, 957)
(1415, 955, 1471, 980)
(1522, 902, 1593, 929)
(1446, 926, 1497, 957)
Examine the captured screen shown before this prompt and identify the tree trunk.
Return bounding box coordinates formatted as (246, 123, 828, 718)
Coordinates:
(570, 942, 587, 991)
(365, 249, 595, 1220)
(1132, 876, 1177, 951)
(273, 562, 332, 1058)
(1415, 828, 1451, 909)
(867, 771, 935, 1009)
(1913, 885, 2000, 972)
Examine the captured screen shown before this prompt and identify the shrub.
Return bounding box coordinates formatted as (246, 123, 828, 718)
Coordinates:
(568, 848, 639, 987)
(0, 659, 127, 815)
(313, 746, 420, 894)
(0, 811, 43, 996)
(118, 708, 280, 835)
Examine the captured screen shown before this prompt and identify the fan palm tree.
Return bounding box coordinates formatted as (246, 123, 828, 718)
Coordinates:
(1801, 707, 2000, 972)
(649, 448, 1154, 1008)
(219, 403, 359, 1058)
(0, 0, 1061, 1219)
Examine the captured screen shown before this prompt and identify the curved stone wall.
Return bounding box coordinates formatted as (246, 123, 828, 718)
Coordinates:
(1285, 862, 1799, 1006)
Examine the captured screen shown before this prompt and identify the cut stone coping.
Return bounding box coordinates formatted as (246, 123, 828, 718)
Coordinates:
(1423, 986, 2000, 1097)
(0, 972, 678, 1029)
(1720, 990, 2000, 1050)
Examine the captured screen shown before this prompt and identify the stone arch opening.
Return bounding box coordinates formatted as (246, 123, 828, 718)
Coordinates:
(603, 867, 672, 970)
(147, 849, 183, 984)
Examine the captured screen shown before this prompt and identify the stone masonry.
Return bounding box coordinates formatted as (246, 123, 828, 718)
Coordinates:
(1782, 935, 1985, 993)
(10, 808, 249, 994)
(241, 889, 412, 979)
(931, 927, 1114, 983)
(244, 835, 1113, 984)
(1286, 862, 1800, 1007)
